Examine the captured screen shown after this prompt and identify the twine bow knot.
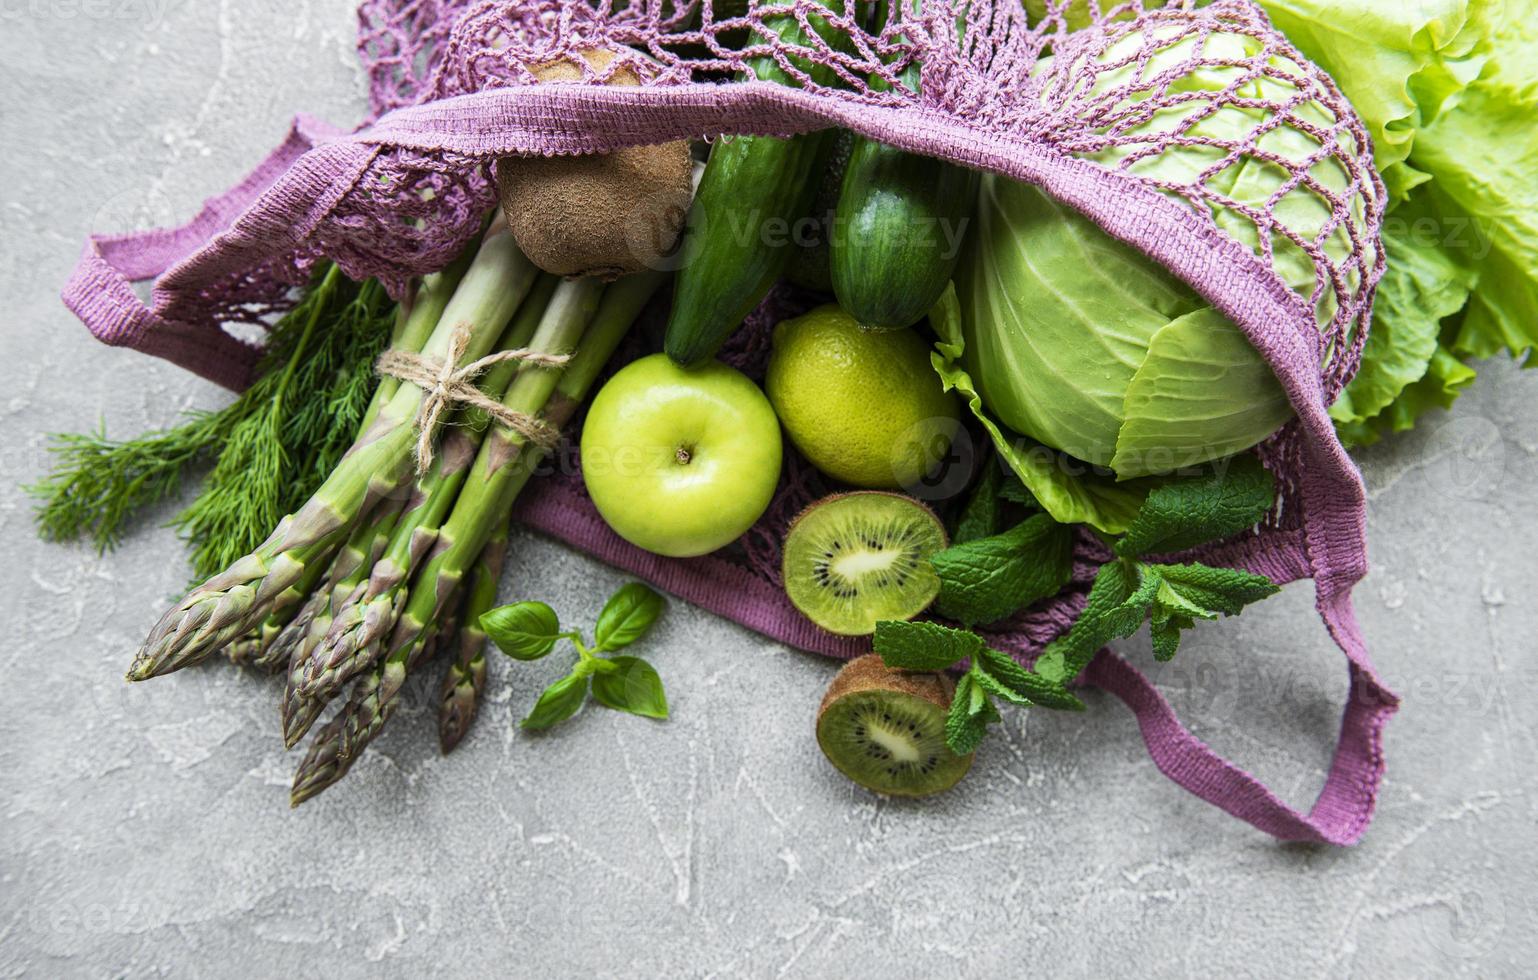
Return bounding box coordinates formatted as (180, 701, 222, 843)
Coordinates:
(376, 324, 571, 473)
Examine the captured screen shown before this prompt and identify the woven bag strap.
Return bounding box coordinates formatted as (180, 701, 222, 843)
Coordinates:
(59, 115, 346, 391)
(1082, 590, 1395, 845)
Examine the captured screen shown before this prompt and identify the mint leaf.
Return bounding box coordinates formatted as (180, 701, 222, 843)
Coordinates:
(1150, 621, 1182, 662)
(1153, 576, 1218, 622)
(932, 513, 1075, 626)
(874, 620, 983, 671)
(953, 459, 1003, 545)
(591, 656, 669, 719)
(520, 673, 588, 730)
(997, 476, 1036, 507)
(1155, 563, 1280, 615)
(975, 647, 1085, 712)
(1035, 561, 1157, 684)
(594, 583, 665, 651)
(482, 601, 564, 661)
(1114, 455, 1276, 558)
(944, 674, 996, 755)
(970, 665, 1034, 707)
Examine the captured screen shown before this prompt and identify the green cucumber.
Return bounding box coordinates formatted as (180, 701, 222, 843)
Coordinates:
(663, 0, 841, 367)
(785, 129, 854, 294)
(829, 5, 979, 330)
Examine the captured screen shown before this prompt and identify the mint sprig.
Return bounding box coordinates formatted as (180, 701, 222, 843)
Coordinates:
(483, 582, 670, 731)
(874, 619, 1084, 755)
(897, 454, 1282, 756)
(1114, 455, 1275, 558)
(1034, 558, 1280, 684)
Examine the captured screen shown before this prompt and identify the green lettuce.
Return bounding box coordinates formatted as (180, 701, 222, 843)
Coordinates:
(1259, 0, 1537, 442)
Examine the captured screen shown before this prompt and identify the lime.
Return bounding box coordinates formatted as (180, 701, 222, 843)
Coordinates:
(766, 305, 961, 490)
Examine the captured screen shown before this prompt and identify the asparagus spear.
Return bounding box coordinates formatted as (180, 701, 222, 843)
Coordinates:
(290, 581, 464, 806)
(298, 274, 562, 701)
(127, 224, 538, 681)
(290, 271, 665, 803)
(437, 515, 511, 753)
(358, 247, 474, 433)
(279, 497, 407, 747)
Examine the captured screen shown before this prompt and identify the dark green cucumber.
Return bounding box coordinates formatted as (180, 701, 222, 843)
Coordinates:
(785, 129, 855, 294)
(829, 4, 980, 330)
(664, 0, 841, 367)
(830, 141, 978, 329)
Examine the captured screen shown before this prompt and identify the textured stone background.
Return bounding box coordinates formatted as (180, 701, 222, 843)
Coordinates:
(2, 3, 1534, 977)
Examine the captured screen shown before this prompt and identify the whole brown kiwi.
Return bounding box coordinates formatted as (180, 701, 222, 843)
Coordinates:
(496, 49, 694, 279)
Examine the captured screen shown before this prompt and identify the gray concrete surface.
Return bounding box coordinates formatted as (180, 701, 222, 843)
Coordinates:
(1, 3, 1534, 977)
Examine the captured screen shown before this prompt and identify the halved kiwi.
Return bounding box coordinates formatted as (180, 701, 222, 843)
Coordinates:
(816, 655, 972, 797)
(782, 492, 947, 636)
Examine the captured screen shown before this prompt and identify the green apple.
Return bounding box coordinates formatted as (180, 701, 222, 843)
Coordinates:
(580, 354, 783, 558)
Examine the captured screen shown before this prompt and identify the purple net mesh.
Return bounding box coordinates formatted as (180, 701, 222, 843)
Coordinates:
(62, 0, 1397, 844)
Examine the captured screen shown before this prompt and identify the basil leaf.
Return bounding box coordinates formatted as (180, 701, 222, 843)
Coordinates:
(1114, 455, 1276, 558)
(520, 673, 588, 730)
(932, 513, 1075, 626)
(482, 601, 563, 661)
(874, 620, 984, 672)
(594, 583, 666, 651)
(591, 656, 669, 720)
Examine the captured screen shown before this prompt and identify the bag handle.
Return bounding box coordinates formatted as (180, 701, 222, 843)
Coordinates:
(1083, 590, 1395, 845)
(60, 115, 344, 391)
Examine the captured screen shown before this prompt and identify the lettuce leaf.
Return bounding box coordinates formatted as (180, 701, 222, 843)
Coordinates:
(1331, 191, 1478, 435)
(1260, 0, 1536, 442)
(1258, 0, 1494, 202)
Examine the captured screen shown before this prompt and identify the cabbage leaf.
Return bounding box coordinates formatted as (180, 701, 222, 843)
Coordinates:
(929, 283, 1150, 534)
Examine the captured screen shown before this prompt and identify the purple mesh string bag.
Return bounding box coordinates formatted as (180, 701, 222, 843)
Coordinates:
(62, 0, 1397, 844)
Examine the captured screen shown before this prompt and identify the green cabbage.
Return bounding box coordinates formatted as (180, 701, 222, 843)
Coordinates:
(930, 281, 1152, 534)
(955, 175, 1292, 482)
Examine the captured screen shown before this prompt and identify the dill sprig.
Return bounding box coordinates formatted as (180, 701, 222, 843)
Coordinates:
(30, 265, 397, 579)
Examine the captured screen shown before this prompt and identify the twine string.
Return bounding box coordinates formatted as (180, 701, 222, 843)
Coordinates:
(376, 323, 571, 473)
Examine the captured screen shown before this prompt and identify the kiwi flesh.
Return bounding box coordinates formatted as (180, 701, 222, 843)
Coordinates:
(782, 492, 946, 636)
(816, 655, 972, 797)
(496, 49, 694, 280)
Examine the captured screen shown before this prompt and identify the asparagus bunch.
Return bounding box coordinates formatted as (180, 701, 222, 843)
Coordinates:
(122, 216, 670, 805)
(290, 270, 666, 804)
(127, 223, 538, 682)
(296, 274, 563, 702)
